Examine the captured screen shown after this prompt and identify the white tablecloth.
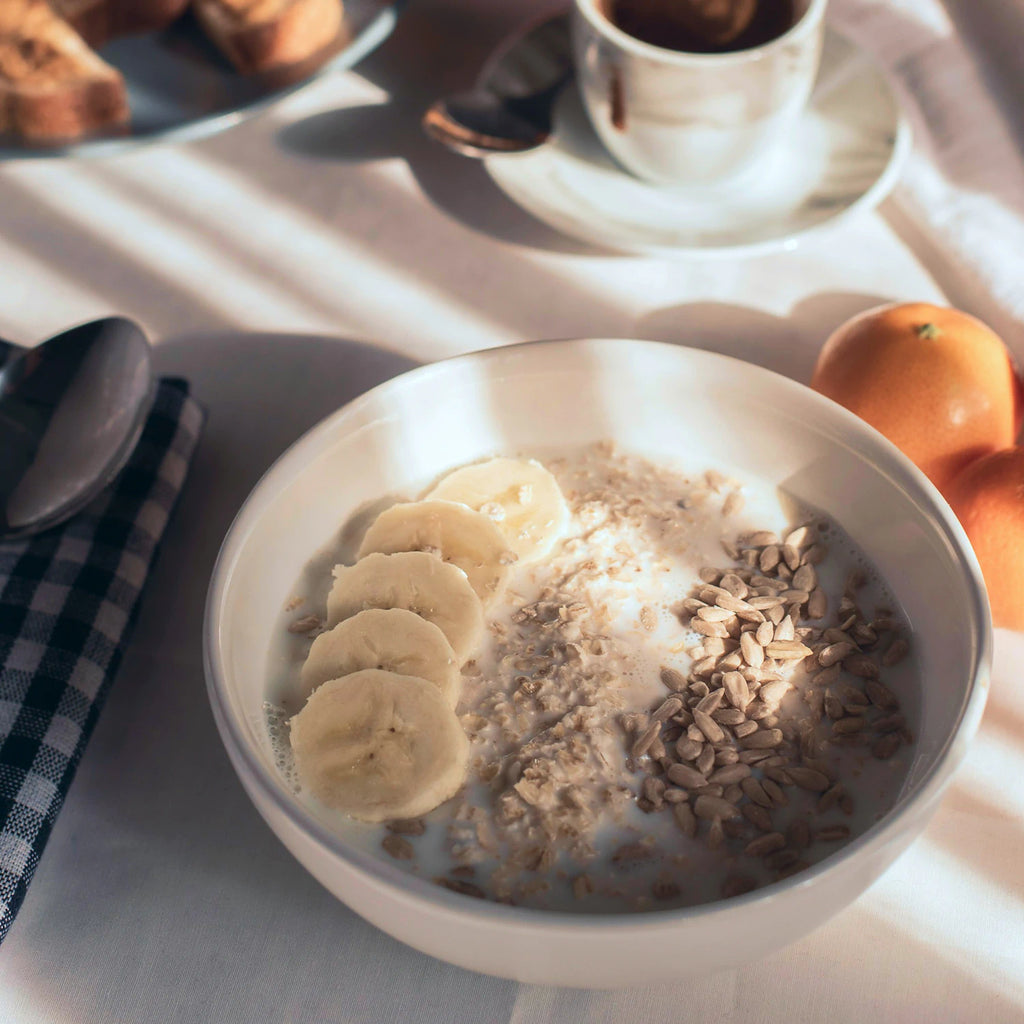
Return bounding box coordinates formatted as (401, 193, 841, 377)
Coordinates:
(1, 0, 1022, 1020)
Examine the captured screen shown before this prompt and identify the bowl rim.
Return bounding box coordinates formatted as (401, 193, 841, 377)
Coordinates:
(204, 336, 991, 933)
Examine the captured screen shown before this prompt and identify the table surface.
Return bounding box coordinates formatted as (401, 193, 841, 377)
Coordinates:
(1, 1, 1023, 1021)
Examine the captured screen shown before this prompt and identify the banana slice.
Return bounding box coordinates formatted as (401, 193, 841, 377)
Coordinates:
(327, 551, 483, 662)
(357, 499, 512, 606)
(290, 669, 468, 823)
(425, 457, 570, 562)
(301, 608, 460, 707)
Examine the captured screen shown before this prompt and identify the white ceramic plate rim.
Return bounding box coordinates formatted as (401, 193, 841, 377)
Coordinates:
(484, 25, 912, 260)
(204, 337, 990, 933)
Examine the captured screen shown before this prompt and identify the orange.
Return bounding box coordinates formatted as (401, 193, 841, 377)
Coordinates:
(945, 447, 1024, 631)
(811, 303, 1021, 496)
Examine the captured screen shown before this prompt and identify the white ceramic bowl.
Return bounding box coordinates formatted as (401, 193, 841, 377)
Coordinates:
(204, 338, 990, 988)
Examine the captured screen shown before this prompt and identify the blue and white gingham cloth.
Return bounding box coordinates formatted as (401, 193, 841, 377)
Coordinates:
(0, 378, 203, 945)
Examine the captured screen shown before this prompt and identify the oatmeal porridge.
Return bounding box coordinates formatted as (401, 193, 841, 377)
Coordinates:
(265, 442, 919, 912)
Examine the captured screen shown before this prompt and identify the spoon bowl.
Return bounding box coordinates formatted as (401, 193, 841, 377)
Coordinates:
(0, 316, 154, 540)
(423, 16, 573, 157)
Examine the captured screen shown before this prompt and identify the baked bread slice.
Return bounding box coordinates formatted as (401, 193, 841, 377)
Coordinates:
(194, 0, 343, 75)
(0, 0, 128, 142)
(53, 0, 192, 48)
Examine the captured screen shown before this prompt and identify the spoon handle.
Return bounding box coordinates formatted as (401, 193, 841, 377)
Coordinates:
(0, 339, 24, 373)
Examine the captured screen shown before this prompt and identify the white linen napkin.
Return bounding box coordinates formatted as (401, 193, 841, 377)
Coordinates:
(831, 0, 1024, 346)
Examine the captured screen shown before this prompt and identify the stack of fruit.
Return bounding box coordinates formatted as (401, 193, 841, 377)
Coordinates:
(811, 303, 1024, 630)
(289, 458, 570, 822)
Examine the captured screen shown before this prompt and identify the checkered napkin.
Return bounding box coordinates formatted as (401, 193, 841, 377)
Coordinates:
(0, 378, 204, 946)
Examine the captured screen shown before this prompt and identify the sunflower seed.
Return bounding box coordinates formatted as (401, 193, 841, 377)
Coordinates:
(673, 802, 697, 837)
(741, 777, 773, 807)
(721, 670, 750, 711)
(786, 765, 831, 791)
(663, 786, 689, 804)
(698, 605, 734, 623)
(766, 640, 812, 660)
(716, 594, 764, 623)
(739, 728, 783, 750)
(785, 525, 815, 549)
(865, 679, 900, 710)
(773, 614, 795, 642)
(844, 653, 880, 679)
(746, 701, 772, 721)
(692, 618, 729, 638)
(642, 776, 666, 806)
(817, 784, 844, 814)
(660, 666, 688, 691)
(676, 736, 703, 760)
(739, 630, 764, 670)
(783, 544, 802, 571)
(708, 763, 752, 785)
(759, 680, 791, 706)
(631, 722, 662, 757)
(833, 716, 866, 735)
(734, 720, 759, 738)
(719, 572, 748, 597)
(819, 641, 855, 667)
(873, 713, 906, 733)
(852, 622, 878, 646)
(652, 696, 685, 723)
(790, 554, 813, 584)
(696, 743, 717, 776)
(739, 804, 771, 834)
(755, 620, 776, 646)
(745, 832, 786, 857)
(691, 783, 725, 799)
(762, 765, 792, 787)
(761, 778, 788, 808)
(696, 689, 726, 715)
(758, 545, 781, 572)
(667, 763, 708, 789)
(714, 707, 747, 727)
(765, 848, 800, 870)
(695, 795, 741, 821)
(807, 588, 828, 620)
(812, 664, 840, 687)
(690, 656, 717, 677)
(824, 690, 845, 720)
(722, 493, 745, 520)
(693, 709, 726, 744)
(699, 567, 722, 584)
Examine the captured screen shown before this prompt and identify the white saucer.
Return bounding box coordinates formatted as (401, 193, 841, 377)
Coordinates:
(484, 19, 910, 258)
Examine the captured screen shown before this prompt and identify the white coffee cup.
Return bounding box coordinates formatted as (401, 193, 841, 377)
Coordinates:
(572, 0, 828, 186)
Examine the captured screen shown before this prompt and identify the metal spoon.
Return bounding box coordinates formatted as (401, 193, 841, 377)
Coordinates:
(0, 316, 154, 540)
(423, 15, 573, 157)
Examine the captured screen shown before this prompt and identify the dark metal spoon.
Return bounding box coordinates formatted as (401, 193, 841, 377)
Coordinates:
(423, 15, 573, 157)
(0, 316, 154, 540)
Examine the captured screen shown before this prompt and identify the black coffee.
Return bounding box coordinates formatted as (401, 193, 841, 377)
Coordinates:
(607, 0, 797, 54)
